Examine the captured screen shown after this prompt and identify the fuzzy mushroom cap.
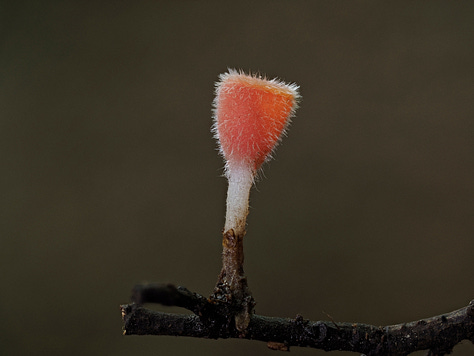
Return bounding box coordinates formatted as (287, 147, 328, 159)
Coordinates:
(213, 69, 300, 175)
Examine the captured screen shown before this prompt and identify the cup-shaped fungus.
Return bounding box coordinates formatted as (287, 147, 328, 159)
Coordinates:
(213, 69, 300, 237)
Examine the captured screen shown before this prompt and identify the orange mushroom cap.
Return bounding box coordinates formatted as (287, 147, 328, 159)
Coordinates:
(213, 69, 300, 175)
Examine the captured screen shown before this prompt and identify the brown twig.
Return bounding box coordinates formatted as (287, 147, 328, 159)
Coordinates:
(210, 228, 254, 333)
(121, 284, 474, 355)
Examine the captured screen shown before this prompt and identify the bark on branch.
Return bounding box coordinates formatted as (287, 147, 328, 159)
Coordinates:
(121, 283, 474, 355)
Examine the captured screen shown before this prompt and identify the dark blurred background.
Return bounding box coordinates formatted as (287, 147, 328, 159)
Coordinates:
(1, 1, 473, 355)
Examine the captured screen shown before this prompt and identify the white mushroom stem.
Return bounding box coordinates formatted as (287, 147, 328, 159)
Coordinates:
(224, 165, 254, 237)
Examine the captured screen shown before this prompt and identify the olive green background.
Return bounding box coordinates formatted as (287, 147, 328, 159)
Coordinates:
(1, 1, 473, 355)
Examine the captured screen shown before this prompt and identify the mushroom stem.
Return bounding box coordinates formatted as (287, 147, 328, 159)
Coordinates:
(224, 165, 254, 237)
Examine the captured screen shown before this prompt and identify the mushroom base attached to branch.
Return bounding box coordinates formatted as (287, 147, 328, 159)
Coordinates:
(211, 228, 255, 333)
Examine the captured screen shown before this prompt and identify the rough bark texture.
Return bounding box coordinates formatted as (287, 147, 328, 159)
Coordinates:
(121, 283, 474, 355)
(211, 228, 254, 333)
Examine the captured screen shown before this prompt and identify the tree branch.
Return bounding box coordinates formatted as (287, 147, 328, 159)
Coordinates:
(121, 283, 474, 355)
